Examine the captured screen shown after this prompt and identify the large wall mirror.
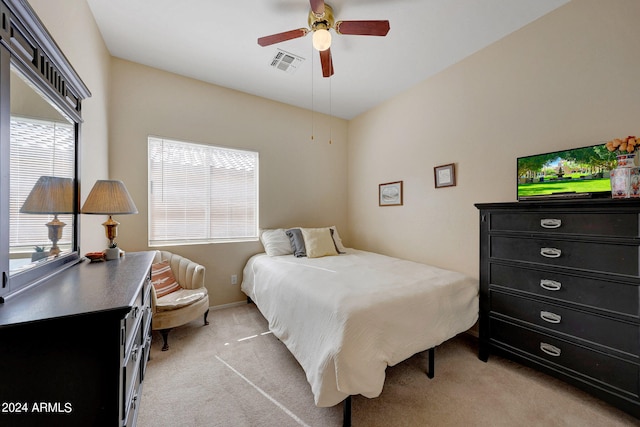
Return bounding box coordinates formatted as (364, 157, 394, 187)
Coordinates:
(1, 0, 90, 300)
(9, 66, 76, 274)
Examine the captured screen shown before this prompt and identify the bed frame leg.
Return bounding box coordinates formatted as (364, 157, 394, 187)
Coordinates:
(343, 395, 352, 427)
(340, 346, 429, 427)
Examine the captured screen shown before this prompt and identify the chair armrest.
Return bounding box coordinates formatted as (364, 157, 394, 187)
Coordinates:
(150, 282, 159, 311)
(179, 262, 205, 290)
(156, 250, 206, 290)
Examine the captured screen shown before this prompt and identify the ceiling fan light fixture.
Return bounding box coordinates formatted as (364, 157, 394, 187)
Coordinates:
(312, 29, 332, 51)
(258, 2, 389, 77)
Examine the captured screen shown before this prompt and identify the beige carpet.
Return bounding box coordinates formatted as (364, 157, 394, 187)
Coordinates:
(137, 303, 638, 427)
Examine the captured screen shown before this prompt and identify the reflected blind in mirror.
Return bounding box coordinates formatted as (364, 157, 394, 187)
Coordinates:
(10, 116, 75, 251)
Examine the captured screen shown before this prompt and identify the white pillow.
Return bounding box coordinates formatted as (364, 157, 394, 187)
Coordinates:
(329, 226, 347, 252)
(260, 229, 293, 256)
(301, 227, 338, 258)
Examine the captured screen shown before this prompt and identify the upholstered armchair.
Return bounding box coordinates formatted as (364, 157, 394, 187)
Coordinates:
(151, 251, 210, 351)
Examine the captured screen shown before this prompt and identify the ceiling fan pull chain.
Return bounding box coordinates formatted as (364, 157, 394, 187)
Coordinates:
(329, 72, 332, 144)
(311, 43, 315, 141)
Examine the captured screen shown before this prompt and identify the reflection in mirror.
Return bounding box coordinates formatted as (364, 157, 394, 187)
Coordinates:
(9, 66, 76, 275)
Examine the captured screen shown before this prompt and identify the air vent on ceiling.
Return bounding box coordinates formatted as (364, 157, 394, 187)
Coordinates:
(270, 50, 304, 74)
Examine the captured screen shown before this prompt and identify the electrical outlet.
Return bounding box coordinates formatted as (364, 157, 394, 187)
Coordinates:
(231, 274, 238, 285)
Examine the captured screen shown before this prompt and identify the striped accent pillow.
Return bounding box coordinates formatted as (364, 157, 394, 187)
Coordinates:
(151, 260, 182, 298)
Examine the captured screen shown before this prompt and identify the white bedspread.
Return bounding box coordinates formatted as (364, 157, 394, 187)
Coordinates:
(241, 249, 478, 407)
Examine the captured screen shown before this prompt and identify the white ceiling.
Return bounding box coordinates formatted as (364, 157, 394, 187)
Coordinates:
(86, 0, 568, 120)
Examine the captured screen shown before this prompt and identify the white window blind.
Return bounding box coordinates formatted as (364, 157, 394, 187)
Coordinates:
(10, 116, 75, 251)
(148, 136, 259, 246)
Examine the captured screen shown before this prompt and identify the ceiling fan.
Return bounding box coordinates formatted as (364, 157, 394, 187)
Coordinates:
(257, 0, 390, 78)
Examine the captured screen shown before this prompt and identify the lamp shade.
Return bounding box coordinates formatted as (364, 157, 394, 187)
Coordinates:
(20, 176, 75, 214)
(81, 180, 138, 215)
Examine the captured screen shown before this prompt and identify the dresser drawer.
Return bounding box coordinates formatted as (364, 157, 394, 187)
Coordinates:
(142, 271, 152, 306)
(122, 329, 143, 423)
(491, 318, 640, 398)
(143, 282, 152, 320)
(490, 236, 640, 276)
(123, 383, 141, 427)
(123, 291, 144, 357)
(489, 212, 638, 237)
(491, 291, 638, 355)
(490, 263, 639, 317)
(141, 331, 152, 381)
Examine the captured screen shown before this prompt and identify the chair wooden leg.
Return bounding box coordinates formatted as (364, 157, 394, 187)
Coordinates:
(160, 329, 172, 351)
(204, 309, 210, 326)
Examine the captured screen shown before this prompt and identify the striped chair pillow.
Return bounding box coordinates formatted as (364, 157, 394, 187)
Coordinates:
(151, 260, 182, 298)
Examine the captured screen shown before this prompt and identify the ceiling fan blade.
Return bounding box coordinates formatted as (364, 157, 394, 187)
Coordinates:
(257, 28, 309, 47)
(310, 0, 325, 16)
(319, 48, 334, 78)
(335, 20, 390, 36)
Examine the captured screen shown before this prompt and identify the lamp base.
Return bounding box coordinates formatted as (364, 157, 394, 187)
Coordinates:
(47, 216, 66, 257)
(104, 247, 121, 260)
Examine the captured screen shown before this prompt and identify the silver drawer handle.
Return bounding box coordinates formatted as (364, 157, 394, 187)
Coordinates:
(540, 247, 562, 258)
(540, 311, 562, 324)
(540, 342, 561, 357)
(130, 393, 138, 411)
(540, 279, 562, 291)
(540, 218, 562, 229)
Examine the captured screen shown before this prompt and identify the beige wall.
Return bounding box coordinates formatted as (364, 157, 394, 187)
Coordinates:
(28, 0, 112, 252)
(347, 0, 640, 278)
(108, 59, 348, 306)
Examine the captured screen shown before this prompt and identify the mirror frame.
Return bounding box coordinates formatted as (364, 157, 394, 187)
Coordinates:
(0, 0, 91, 301)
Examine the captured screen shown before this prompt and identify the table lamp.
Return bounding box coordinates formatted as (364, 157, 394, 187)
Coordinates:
(81, 180, 138, 260)
(20, 176, 75, 257)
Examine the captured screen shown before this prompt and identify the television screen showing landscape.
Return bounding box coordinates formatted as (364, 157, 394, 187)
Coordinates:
(517, 143, 616, 199)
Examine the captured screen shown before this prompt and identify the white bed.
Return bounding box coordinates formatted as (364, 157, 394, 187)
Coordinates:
(241, 247, 479, 408)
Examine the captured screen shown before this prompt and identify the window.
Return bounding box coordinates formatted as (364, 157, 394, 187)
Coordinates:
(148, 137, 259, 246)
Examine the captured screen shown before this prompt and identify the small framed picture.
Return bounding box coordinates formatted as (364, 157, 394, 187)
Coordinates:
(379, 181, 403, 206)
(434, 163, 456, 188)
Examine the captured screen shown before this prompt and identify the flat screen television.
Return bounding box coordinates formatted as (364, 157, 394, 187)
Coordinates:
(517, 143, 615, 200)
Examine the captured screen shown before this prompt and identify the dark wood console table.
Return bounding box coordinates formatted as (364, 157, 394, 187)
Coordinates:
(0, 251, 154, 427)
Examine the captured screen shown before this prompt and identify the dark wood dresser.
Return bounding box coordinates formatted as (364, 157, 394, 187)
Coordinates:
(476, 199, 640, 419)
(0, 251, 154, 427)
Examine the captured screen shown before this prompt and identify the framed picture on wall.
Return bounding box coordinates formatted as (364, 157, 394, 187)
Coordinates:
(379, 181, 403, 206)
(434, 163, 456, 188)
